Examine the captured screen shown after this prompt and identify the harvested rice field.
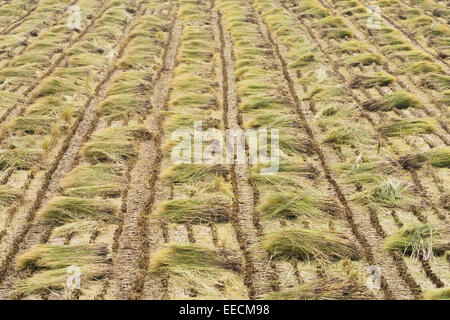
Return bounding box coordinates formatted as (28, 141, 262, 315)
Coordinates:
(0, 0, 448, 301)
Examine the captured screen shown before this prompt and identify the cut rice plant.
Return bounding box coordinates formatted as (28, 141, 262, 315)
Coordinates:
(107, 71, 150, 95)
(81, 126, 150, 164)
(288, 54, 316, 69)
(178, 49, 214, 65)
(398, 61, 443, 75)
(234, 59, 266, 71)
(170, 93, 216, 109)
(377, 30, 404, 46)
(398, 147, 449, 169)
(70, 54, 106, 73)
(0, 65, 37, 83)
(442, 90, 450, 105)
(294, 0, 330, 18)
(411, 15, 433, 27)
(149, 244, 245, 299)
(319, 16, 345, 28)
(17, 244, 109, 270)
(263, 13, 301, 41)
(15, 244, 111, 295)
(53, 221, 99, 239)
(161, 164, 229, 184)
(164, 111, 220, 132)
(314, 104, 352, 121)
(251, 159, 319, 181)
(277, 132, 314, 156)
(421, 74, 450, 91)
(303, 85, 347, 104)
(153, 195, 230, 224)
(343, 53, 383, 66)
(320, 125, 369, 145)
(62, 164, 123, 197)
(9, 116, 54, 135)
(0, 90, 21, 106)
(234, 47, 271, 61)
(277, 160, 318, 175)
(350, 73, 395, 89)
(424, 147, 450, 168)
(118, 44, 162, 69)
(250, 172, 302, 190)
(36, 76, 81, 97)
(97, 94, 146, 120)
(384, 224, 450, 259)
(172, 63, 215, 78)
(178, 5, 205, 23)
(239, 95, 285, 111)
(60, 106, 74, 122)
(81, 141, 136, 164)
(393, 49, 429, 61)
(39, 196, 118, 225)
(181, 26, 210, 42)
(0, 185, 21, 206)
(322, 28, 354, 39)
(264, 276, 375, 300)
(363, 91, 422, 111)
(337, 0, 366, 12)
(423, 288, 450, 300)
(262, 228, 360, 262)
(15, 269, 72, 296)
(171, 74, 214, 91)
(250, 162, 318, 190)
(342, 6, 366, 15)
(64, 165, 120, 187)
(9, 52, 48, 68)
(382, 44, 413, 55)
(250, 130, 312, 156)
(26, 96, 68, 117)
(237, 80, 276, 97)
(258, 192, 339, 220)
(0, 149, 41, 170)
(247, 112, 300, 129)
(236, 66, 274, 80)
(150, 244, 240, 272)
(379, 118, 437, 136)
(426, 23, 450, 38)
(179, 38, 212, 52)
(351, 179, 414, 208)
(336, 158, 394, 185)
(54, 66, 90, 80)
(338, 40, 368, 54)
(6, 135, 46, 150)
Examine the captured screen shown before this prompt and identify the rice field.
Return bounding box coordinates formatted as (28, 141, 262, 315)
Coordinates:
(0, 0, 448, 300)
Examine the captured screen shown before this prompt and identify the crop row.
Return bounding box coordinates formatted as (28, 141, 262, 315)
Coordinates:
(0, 0, 173, 299)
